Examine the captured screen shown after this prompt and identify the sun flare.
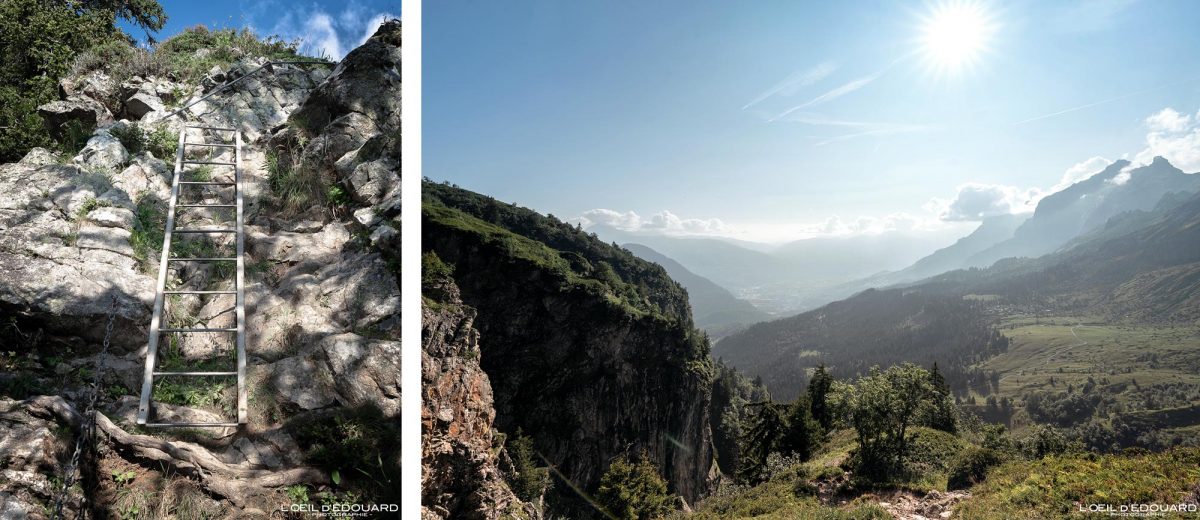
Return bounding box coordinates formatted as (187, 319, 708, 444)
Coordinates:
(920, 1, 995, 76)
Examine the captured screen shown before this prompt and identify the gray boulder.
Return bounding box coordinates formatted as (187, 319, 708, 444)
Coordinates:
(38, 95, 114, 138)
(72, 131, 129, 172)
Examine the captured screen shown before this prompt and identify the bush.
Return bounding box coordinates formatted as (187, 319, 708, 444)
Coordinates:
(146, 125, 176, 158)
(422, 251, 454, 289)
(291, 406, 400, 503)
(947, 446, 1002, 490)
(110, 123, 147, 153)
(596, 452, 676, 520)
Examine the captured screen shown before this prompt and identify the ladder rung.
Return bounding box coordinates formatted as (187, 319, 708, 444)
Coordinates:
(167, 257, 237, 262)
(144, 422, 239, 428)
(176, 204, 235, 208)
(173, 228, 236, 233)
(178, 181, 235, 186)
(162, 290, 236, 294)
(185, 125, 236, 131)
(184, 142, 235, 148)
(158, 327, 237, 332)
(154, 371, 237, 377)
(183, 160, 236, 166)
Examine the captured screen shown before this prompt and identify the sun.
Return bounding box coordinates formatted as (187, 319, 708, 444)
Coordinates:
(919, 1, 996, 76)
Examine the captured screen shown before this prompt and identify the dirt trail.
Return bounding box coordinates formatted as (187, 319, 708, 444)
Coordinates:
(873, 489, 971, 519)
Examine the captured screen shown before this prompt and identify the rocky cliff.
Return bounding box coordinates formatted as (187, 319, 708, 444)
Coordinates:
(422, 182, 718, 517)
(422, 275, 538, 519)
(0, 20, 400, 518)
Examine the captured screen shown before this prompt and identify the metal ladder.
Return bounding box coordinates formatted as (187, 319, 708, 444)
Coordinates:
(137, 124, 246, 427)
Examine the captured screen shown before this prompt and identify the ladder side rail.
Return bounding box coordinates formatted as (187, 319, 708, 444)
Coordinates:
(234, 131, 248, 424)
(137, 128, 188, 424)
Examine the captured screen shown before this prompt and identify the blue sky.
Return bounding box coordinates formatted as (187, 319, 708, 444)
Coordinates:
(425, 0, 1200, 242)
(121, 0, 399, 59)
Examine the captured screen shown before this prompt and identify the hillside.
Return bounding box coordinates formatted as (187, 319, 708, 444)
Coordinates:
(422, 181, 717, 517)
(623, 243, 769, 337)
(716, 174, 1200, 436)
(683, 425, 1200, 519)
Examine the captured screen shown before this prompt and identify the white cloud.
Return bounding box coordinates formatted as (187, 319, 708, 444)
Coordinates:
(259, 4, 396, 60)
(931, 183, 1042, 222)
(360, 13, 398, 45)
(575, 209, 728, 236)
(303, 13, 342, 59)
(1145, 108, 1192, 132)
(1133, 107, 1200, 171)
(798, 213, 937, 236)
(1054, 156, 1112, 191)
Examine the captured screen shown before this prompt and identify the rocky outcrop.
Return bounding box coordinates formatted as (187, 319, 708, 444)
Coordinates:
(38, 96, 114, 139)
(422, 278, 538, 519)
(0, 21, 402, 517)
(423, 184, 718, 517)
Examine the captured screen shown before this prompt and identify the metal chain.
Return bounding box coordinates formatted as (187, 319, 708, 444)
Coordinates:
(51, 296, 118, 520)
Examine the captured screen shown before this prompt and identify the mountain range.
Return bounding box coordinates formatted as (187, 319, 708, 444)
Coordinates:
(622, 243, 768, 337)
(590, 225, 956, 314)
(714, 156, 1200, 400)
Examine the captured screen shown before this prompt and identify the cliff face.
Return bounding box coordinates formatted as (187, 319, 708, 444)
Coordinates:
(422, 183, 717, 515)
(422, 278, 538, 519)
(0, 20, 401, 517)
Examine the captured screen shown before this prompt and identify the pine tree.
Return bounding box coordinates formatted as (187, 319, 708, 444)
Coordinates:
(807, 364, 834, 431)
(596, 452, 675, 520)
(737, 402, 787, 484)
(780, 394, 820, 460)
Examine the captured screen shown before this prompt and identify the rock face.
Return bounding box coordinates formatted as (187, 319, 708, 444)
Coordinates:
(422, 183, 718, 517)
(422, 278, 538, 519)
(0, 21, 402, 517)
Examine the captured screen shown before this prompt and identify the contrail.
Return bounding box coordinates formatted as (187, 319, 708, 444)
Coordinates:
(1013, 77, 1198, 126)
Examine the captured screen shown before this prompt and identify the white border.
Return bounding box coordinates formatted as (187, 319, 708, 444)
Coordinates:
(399, 0, 422, 516)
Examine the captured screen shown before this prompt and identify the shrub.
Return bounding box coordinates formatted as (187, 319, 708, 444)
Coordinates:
(146, 125, 176, 158)
(947, 446, 1003, 490)
(596, 452, 676, 520)
(110, 124, 147, 154)
(292, 406, 400, 503)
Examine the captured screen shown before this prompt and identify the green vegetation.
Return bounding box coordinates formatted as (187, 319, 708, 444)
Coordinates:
(326, 184, 350, 207)
(974, 317, 1200, 451)
(423, 180, 694, 324)
(709, 362, 771, 478)
(108, 123, 176, 159)
(129, 195, 165, 270)
(291, 406, 400, 505)
(505, 429, 550, 503)
(831, 364, 955, 481)
(152, 375, 230, 410)
(0, 0, 165, 161)
(424, 201, 681, 323)
(956, 448, 1200, 519)
(597, 452, 676, 520)
(267, 150, 323, 211)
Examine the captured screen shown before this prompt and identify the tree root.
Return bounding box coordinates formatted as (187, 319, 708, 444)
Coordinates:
(25, 395, 329, 507)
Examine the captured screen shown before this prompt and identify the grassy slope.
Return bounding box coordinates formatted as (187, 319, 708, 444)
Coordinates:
(685, 427, 1200, 519)
(685, 428, 965, 519)
(956, 448, 1200, 519)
